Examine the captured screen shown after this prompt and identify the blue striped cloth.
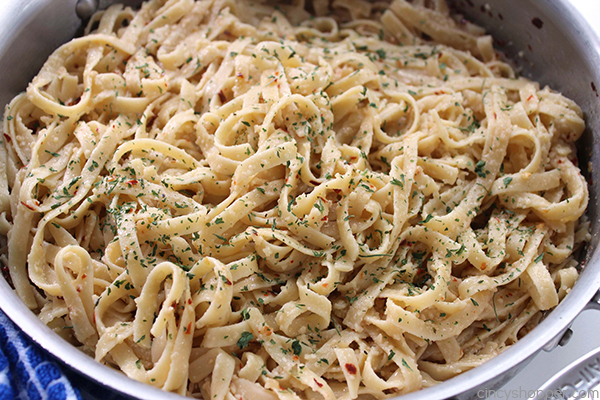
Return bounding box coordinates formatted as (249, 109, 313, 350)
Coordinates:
(0, 309, 81, 400)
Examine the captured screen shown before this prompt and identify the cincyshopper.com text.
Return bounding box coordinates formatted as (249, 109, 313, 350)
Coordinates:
(477, 388, 600, 399)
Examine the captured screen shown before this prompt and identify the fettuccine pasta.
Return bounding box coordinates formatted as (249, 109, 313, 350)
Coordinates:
(0, 0, 590, 398)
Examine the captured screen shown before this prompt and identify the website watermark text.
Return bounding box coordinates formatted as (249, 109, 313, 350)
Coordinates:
(477, 388, 600, 399)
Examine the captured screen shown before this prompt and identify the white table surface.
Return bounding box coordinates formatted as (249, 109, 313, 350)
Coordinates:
(490, 2, 600, 399)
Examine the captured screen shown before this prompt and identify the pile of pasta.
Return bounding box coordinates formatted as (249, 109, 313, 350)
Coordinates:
(0, 0, 590, 398)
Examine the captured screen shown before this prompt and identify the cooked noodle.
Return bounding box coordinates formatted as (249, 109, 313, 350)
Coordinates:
(0, 0, 590, 398)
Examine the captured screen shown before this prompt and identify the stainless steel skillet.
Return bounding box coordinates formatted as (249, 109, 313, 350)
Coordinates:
(0, 0, 599, 399)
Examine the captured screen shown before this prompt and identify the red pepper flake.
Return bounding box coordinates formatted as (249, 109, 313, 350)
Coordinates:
(345, 363, 357, 375)
(126, 179, 138, 186)
(185, 321, 192, 334)
(20, 201, 35, 211)
(3, 133, 11, 143)
(527, 95, 534, 101)
(218, 90, 226, 104)
(314, 379, 323, 388)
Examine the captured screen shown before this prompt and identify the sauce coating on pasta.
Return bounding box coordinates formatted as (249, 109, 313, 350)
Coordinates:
(0, 0, 589, 398)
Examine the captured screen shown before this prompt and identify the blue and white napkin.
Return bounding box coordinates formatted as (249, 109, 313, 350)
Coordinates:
(0, 309, 81, 400)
